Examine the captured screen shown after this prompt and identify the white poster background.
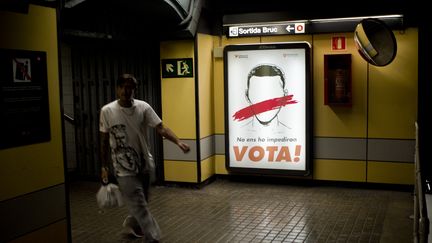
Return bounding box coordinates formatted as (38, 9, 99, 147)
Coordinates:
(227, 46, 307, 171)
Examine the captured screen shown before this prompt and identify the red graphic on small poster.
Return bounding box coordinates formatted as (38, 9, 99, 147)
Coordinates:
(13, 58, 32, 82)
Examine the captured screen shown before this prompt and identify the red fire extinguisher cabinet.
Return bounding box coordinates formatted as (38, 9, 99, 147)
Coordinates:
(324, 54, 352, 106)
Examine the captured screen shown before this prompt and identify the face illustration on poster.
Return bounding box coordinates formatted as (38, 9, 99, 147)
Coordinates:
(245, 64, 290, 132)
(232, 64, 298, 134)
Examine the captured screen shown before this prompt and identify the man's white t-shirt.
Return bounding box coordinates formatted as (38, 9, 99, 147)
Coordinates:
(99, 99, 162, 177)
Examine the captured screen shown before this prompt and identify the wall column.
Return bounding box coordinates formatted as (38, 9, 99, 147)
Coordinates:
(160, 34, 216, 184)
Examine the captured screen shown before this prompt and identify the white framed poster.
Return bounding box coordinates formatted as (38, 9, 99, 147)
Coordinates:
(224, 42, 312, 176)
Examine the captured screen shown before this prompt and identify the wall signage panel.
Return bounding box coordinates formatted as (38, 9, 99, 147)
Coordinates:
(161, 58, 193, 78)
(0, 49, 50, 149)
(224, 42, 312, 176)
(227, 23, 306, 37)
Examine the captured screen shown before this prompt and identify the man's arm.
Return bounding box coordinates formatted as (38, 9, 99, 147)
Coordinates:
(155, 123, 190, 153)
(100, 131, 110, 183)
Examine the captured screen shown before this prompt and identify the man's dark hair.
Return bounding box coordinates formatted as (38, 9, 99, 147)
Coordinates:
(117, 73, 138, 87)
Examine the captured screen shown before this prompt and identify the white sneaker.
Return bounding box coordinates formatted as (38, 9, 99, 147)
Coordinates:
(122, 216, 144, 238)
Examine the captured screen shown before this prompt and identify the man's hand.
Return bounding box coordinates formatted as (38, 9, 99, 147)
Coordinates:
(100, 132, 110, 184)
(178, 141, 190, 153)
(101, 166, 109, 184)
(156, 123, 191, 153)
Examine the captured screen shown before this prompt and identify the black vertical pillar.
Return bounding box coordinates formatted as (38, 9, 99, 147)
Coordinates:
(418, 9, 432, 187)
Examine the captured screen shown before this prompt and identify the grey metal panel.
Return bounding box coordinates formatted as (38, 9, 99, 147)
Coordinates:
(163, 139, 197, 161)
(368, 139, 415, 163)
(314, 137, 367, 160)
(200, 135, 215, 160)
(0, 184, 67, 242)
(215, 134, 225, 155)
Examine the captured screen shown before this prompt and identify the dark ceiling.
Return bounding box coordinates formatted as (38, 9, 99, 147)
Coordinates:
(206, 0, 415, 16)
(205, 0, 418, 25)
(60, 0, 419, 40)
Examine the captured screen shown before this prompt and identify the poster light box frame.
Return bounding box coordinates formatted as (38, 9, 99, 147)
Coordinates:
(223, 42, 312, 177)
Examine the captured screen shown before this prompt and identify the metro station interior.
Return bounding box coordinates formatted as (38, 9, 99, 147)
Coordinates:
(0, 0, 430, 242)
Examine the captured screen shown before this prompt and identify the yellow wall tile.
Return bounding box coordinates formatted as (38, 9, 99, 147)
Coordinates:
(313, 159, 366, 182)
(197, 33, 215, 138)
(367, 161, 414, 184)
(164, 160, 198, 183)
(215, 155, 229, 175)
(200, 156, 215, 182)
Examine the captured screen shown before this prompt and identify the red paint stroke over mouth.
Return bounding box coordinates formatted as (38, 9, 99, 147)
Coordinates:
(232, 95, 297, 121)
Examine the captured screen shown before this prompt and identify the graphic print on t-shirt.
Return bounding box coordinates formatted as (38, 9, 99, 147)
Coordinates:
(110, 124, 140, 174)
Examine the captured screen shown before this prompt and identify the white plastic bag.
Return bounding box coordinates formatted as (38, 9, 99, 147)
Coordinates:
(96, 183, 124, 209)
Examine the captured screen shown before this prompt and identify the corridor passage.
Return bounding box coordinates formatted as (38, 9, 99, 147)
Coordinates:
(70, 178, 413, 243)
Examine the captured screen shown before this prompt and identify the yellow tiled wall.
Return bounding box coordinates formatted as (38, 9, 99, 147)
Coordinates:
(161, 28, 418, 185)
(0, 5, 68, 242)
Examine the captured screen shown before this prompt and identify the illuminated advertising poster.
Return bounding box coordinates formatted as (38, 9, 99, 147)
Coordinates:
(224, 42, 311, 176)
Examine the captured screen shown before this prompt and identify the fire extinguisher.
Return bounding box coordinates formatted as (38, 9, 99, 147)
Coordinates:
(334, 68, 345, 102)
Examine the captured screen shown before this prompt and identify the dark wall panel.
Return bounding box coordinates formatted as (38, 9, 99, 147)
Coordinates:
(68, 41, 162, 180)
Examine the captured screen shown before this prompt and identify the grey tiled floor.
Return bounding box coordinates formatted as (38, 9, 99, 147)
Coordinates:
(69, 178, 413, 243)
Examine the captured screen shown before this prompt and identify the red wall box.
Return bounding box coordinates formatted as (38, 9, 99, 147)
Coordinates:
(324, 54, 352, 106)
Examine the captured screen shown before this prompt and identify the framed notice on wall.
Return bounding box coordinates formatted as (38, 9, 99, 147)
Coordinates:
(224, 42, 312, 176)
(0, 49, 50, 149)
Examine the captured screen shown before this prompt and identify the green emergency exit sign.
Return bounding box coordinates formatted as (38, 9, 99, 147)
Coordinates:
(162, 58, 193, 78)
